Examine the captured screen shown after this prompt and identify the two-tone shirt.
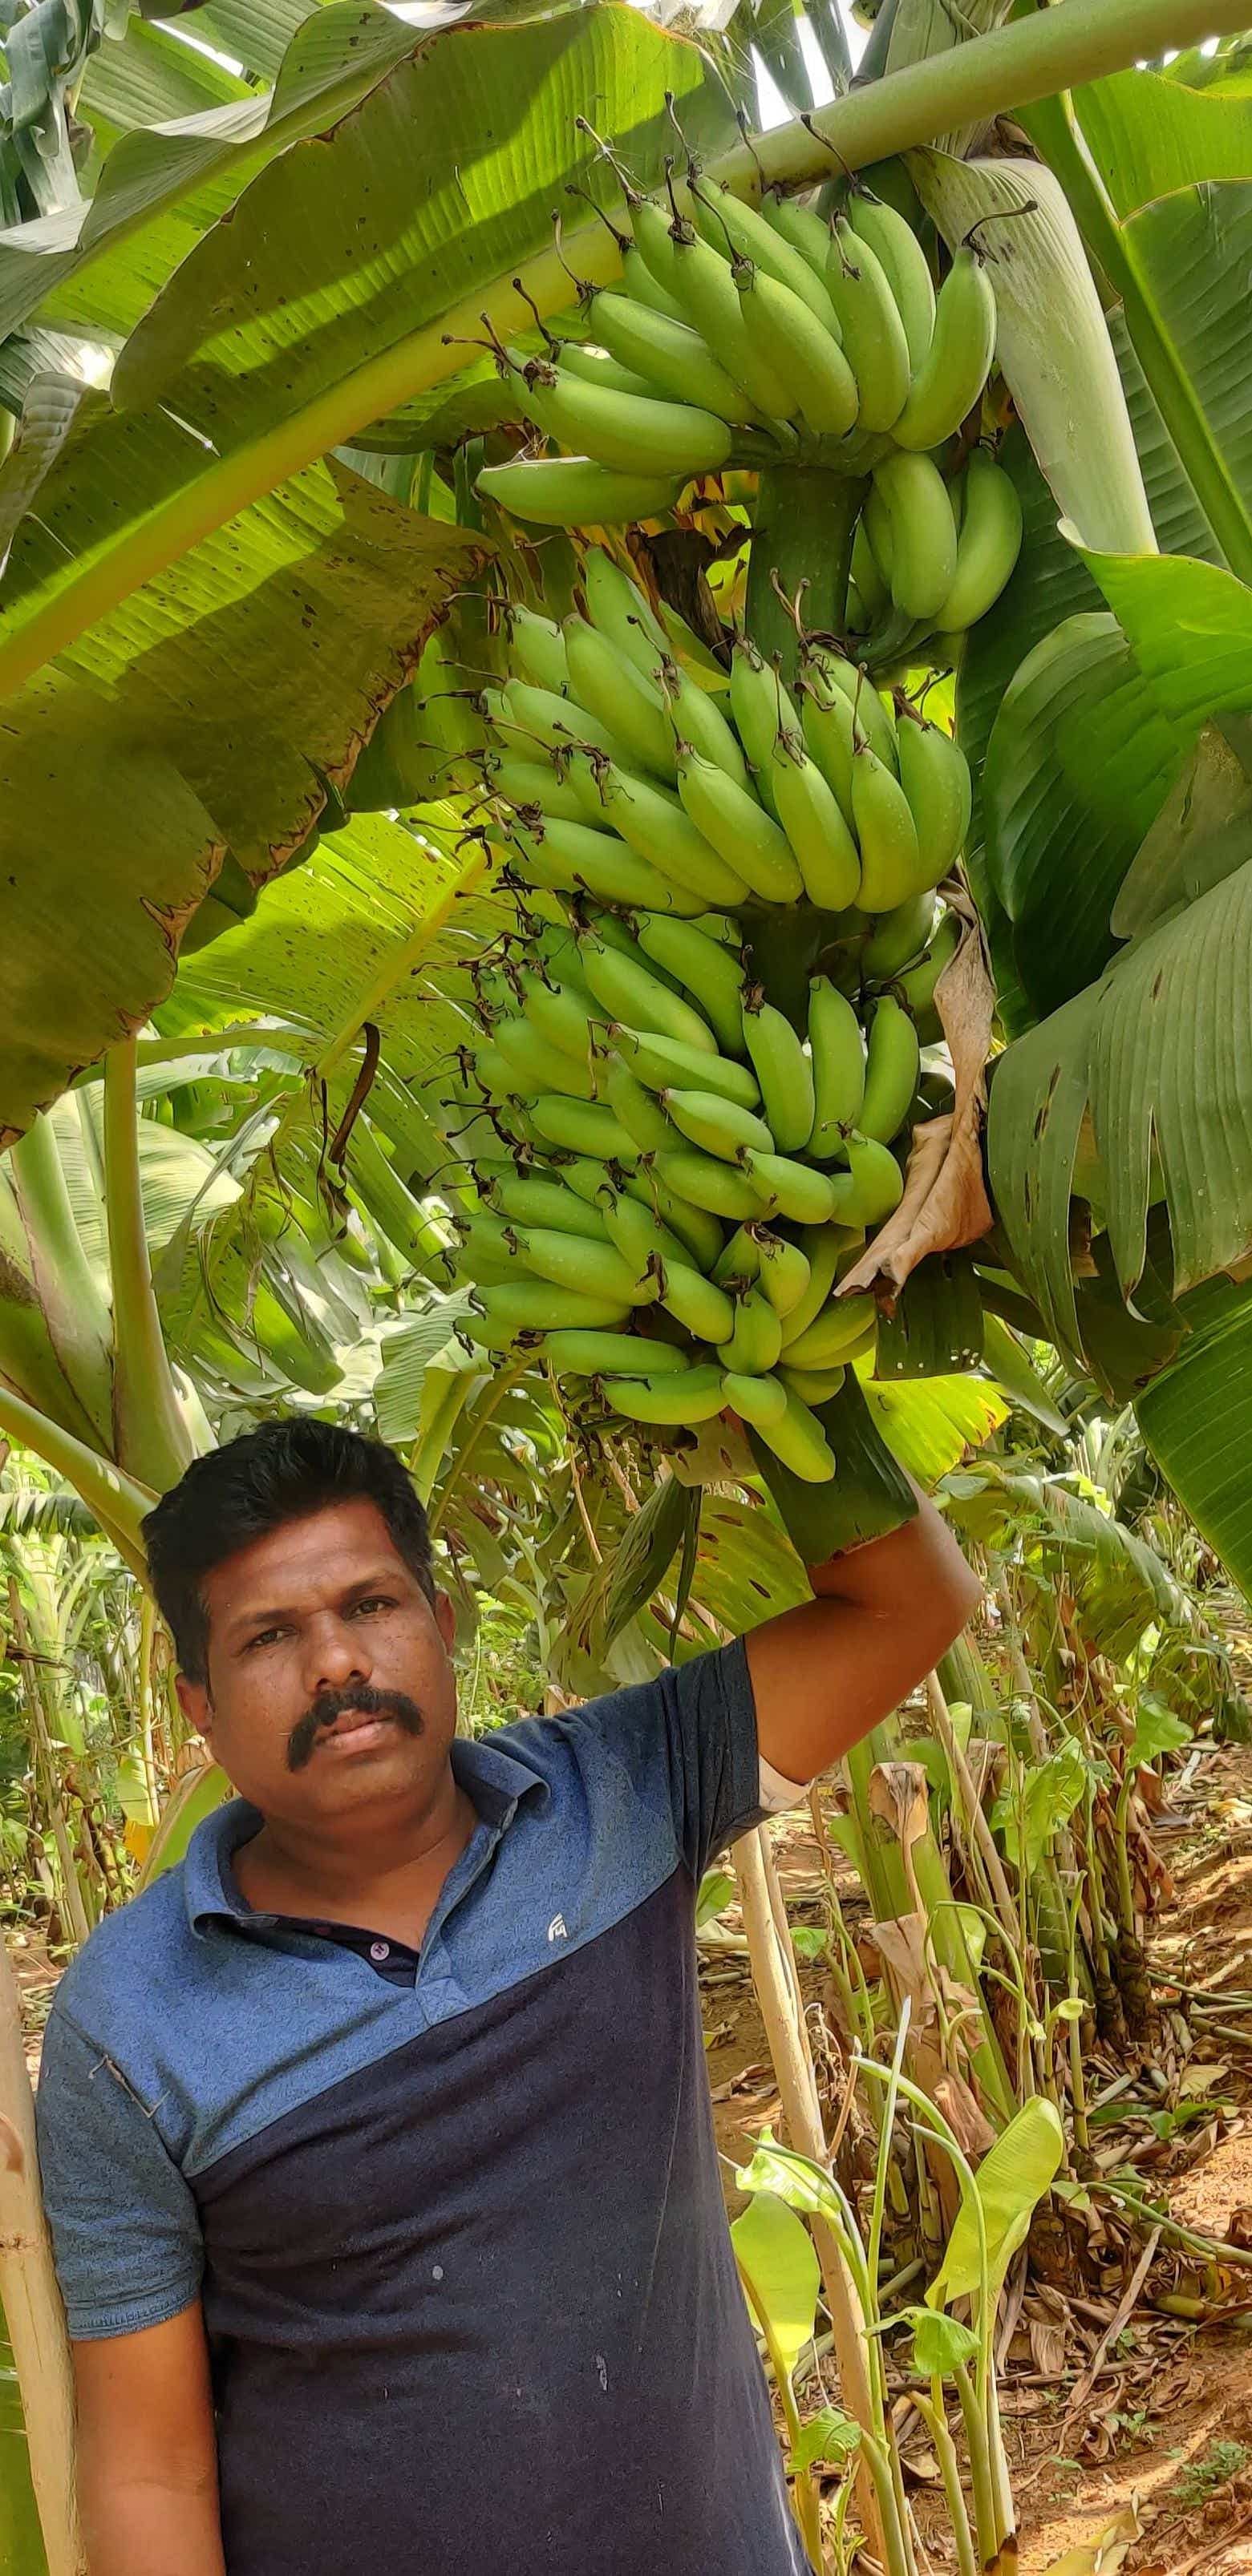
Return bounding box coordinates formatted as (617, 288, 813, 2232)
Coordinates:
(35, 1636, 808, 2576)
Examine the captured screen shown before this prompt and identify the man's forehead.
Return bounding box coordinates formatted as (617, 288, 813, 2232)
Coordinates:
(205, 1498, 408, 1613)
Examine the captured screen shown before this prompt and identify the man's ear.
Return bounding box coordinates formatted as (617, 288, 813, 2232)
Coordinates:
(176, 1672, 213, 1741)
(434, 1589, 456, 1656)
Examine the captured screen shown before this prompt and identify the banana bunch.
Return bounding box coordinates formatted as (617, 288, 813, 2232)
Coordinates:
(440, 877, 961, 1482)
(475, 175, 1003, 525)
(848, 445, 1024, 659)
(478, 548, 971, 922)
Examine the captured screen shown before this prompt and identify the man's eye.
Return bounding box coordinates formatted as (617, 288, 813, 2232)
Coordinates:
(349, 1596, 393, 1618)
(245, 1628, 285, 1652)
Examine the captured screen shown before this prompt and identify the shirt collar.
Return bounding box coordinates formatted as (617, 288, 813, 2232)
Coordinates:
(182, 1734, 549, 1937)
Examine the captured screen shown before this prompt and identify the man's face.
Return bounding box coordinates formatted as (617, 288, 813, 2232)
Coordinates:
(176, 1498, 459, 1828)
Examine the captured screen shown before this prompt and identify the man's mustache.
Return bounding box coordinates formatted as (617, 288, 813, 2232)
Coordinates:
(286, 1683, 426, 1772)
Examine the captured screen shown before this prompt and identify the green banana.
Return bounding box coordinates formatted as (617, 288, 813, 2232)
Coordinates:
(891, 243, 997, 453)
(592, 911, 683, 989)
(492, 1175, 611, 1239)
(691, 179, 842, 334)
(516, 1226, 654, 1307)
(897, 908, 960, 1016)
(781, 1292, 879, 1370)
(599, 1188, 691, 1283)
(582, 548, 671, 680)
(849, 521, 889, 626)
(635, 913, 748, 1057)
(756, 1231, 811, 1320)
(493, 1013, 596, 1101)
(508, 606, 569, 695)
(622, 1163, 724, 1271)
(577, 935, 716, 1056)
(744, 1151, 838, 1227)
(752, 1385, 836, 1482)
(825, 216, 910, 433)
(604, 1054, 675, 1153)
(542, 1328, 692, 1377)
(658, 1258, 737, 1345)
(662, 1089, 776, 1163)
(470, 1038, 518, 1100)
(829, 1134, 906, 1226)
(712, 1223, 762, 1288)
(846, 189, 935, 371)
(622, 240, 688, 323)
(530, 1097, 637, 1159)
(597, 766, 752, 909)
(524, 977, 602, 1065)
(654, 1148, 764, 1221)
(588, 289, 752, 423)
(858, 995, 922, 1145)
(779, 1223, 855, 1347)
(934, 448, 1023, 633)
(720, 1369, 788, 1428)
(491, 757, 587, 823)
(743, 998, 815, 1156)
(768, 733, 862, 912)
(802, 645, 898, 776)
(496, 678, 629, 767)
(870, 453, 958, 623)
(808, 975, 866, 1157)
(675, 746, 803, 905)
(511, 819, 703, 918)
(735, 263, 858, 439)
(717, 1288, 784, 1377)
(561, 1154, 637, 1207)
(658, 658, 750, 791)
(664, 224, 799, 420)
(798, 669, 857, 823)
(559, 340, 656, 398)
(522, 362, 733, 479)
(731, 638, 800, 784)
(563, 617, 678, 780)
(762, 191, 835, 288)
(473, 1282, 633, 1345)
(477, 456, 682, 527)
(780, 1362, 847, 1403)
(894, 713, 971, 884)
(611, 1023, 760, 1109)
(850, 743, 922, 913)
(862, 889, 938, 981)
(602, 1365, 727, 1425)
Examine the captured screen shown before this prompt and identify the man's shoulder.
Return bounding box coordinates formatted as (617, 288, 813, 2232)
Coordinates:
(47, 1865, 194, 2050)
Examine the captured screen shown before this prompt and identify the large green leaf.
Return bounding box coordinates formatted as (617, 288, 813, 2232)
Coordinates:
(730, 2190, 820, 2381)
(1112, 718, 1252, 940)
(1069, 63, 1252, 214)
(867, 1373, 1007, 1483)
(0, 449, 478, 1139)
(0, 9, 735, 698)
(1080, 543, 1252, 727)
(1137, 1272, 1252, 1592)
(926, 2097, 1064, 2309)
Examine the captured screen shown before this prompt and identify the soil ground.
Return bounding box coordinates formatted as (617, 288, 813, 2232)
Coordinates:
(702, 1597, 1252, 2571)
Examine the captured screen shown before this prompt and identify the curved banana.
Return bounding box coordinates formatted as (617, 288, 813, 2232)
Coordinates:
(496, 677, 628, 767)
(582, 548, 671, 679)
(658, 658, 751, 791)
(577, 935, 717, 1057)
(731, 637, 800, 789)
(493, 1013, 596, 1102)
(543, 1328, 692, 1377)
(721, 1369, 788, 1428)
(473, 1282, 633, 1345)
(756, 1231, 812, 1320)
(862, 889, 938, 981)
(658, 1258, 737, 1345)
(762, 191, 835, 290)
(781, 1292, 879, 1370)
(768, 733, 862, 911)
(744, 1151, 839, 1226)
(717, 1288, 784, 1377)
(690, 179, 841, 335)
(654, 1147, 764, 1221)
(661, 1089, 776, 1163)
(849, 743, 922, 913)
(735, 265, 858, 439)
(934, 448, 1023, 633)
(897, 908, 961, 1016)
(846, 190, 935, 370)
(780, 1362, 848, 1403)
(780, 1223, 850, 1349)
(515, 1227, 653, 1307)
(612, 1023, 760, 1109)
(598, 766, 752, 909)
(604, 1055, 675, 1154)
(712, 1223, 762, 1288)
(476, 456, 682, 527)
(492, 1174, 610, 1240)
(808, 974, 866, 1157)
(563, 617, 677, 781)
(893, 714, 971, 883)
(491, 756, 586, 823)
(510, 819, 701, 918)
(508, 606, 569, 696)
(520, 980, 601, 1066)
(523, 362, 734, 483)
(588, 289, 753, 423)
(603, 1365, 727, 1425)
(530, 1096, 637, 1159)
(599, 1188, 691, 1282)
(825, 216, 910, 433)
(666, 225, 799, 420)
(803, 645, 898, 771)
(559, 340, 656, 400)
(622, 1163, 724, 1271)
(743, 999, 816, 1156)
(798, 671, 857, 825)
(891, 243, 996, 452)
(635, 914, 748, 1058)
(829, 1134, 906, 1226)
(858, 995, 922, 1146)
(850, 520, 890, 627)
(675, 746, 803, 905)
(622, 239, 688, 324)
(752, 1385, 836, 1482)
(870, 453, 958, 623)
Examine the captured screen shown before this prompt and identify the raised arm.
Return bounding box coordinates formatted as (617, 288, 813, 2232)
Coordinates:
(72, 2300, 225, 2576)
(744, 1482, 980, 1787)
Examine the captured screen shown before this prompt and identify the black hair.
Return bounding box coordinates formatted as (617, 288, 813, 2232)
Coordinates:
(141, 1419, 436, 1684)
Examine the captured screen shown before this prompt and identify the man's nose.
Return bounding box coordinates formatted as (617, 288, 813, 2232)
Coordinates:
(302, 1615, 372, 1700)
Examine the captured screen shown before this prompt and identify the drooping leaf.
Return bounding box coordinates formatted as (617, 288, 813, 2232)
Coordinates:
(866, 1372, 1007, 1486)
(731, 2190, 820, 2382)
(1136, 1271, 1252, 1592)
(896, 2304, 981, 2380)
(598, 1473, 695, 1656)
(788, 2407, 861, 2475)
(926, 2096, 1064, 2310)
(1127, 1692, 1192, 1769)
(373, 1298, 474, 1448)
(695, 1866, 734, 1929)
(991, 1740, 1088, 1875)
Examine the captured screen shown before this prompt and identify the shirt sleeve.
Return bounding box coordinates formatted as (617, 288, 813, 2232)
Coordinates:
(578, 1636, 766, 1881)
(34, 2003, 204, 2341)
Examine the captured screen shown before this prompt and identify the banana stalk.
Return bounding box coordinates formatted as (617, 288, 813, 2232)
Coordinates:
(908, 152, 1157, 556)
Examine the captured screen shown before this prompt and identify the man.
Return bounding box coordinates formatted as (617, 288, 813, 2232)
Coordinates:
(36, 1417, 978, 2576)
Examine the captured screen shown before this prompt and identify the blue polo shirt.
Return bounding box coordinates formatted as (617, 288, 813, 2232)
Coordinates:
(35, 1639, 808, 2576)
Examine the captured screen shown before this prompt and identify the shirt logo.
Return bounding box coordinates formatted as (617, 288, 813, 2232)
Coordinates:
(547, 1914, 568, 1943)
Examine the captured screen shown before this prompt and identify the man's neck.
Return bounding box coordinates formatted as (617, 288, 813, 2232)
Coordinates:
(232, 1767, 477, 1951)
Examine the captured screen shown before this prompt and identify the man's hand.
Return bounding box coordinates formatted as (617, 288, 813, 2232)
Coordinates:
(744, 1482, 980, 1787)
(73, 2301, 225, 2576)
